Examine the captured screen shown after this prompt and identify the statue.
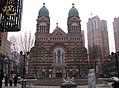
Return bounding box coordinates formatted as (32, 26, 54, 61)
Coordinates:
(62, 77, 75, 85)
(61, 77, 77, 88)
(88, 69, 96, 88)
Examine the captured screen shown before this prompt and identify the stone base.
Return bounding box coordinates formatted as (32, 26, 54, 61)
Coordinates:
(61, 84, 77, 88)
(26, 78, 37, 87)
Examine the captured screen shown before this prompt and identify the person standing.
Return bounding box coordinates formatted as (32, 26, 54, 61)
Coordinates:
(8, 73, 13, 86)
(0, 69, 4, 88)
(4, 74, 8, 86)
(14, 74, 18, 86)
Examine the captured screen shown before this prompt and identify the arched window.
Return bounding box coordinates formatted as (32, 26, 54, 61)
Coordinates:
(71, 23, 78, 33)
(40, 26, 45, 32)
(39, 22, 46, 33)
(54, 47, 65, 63)
(57, 50, 61, 62)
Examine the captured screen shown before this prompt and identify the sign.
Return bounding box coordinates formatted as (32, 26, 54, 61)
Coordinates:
(0, 0, 23, 32)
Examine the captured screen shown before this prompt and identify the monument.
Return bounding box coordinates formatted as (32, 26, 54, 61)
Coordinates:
(88, 69, 96, 88)
(61, 77, 77, 88)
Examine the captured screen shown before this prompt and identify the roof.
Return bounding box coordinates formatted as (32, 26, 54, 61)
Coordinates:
(68, 3, 79, 17)
(38, 3, 49, 17)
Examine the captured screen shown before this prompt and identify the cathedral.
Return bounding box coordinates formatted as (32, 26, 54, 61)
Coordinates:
(28, 3, 88, 78)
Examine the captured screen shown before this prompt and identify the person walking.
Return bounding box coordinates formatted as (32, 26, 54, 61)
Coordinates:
(0, 69, 4, 88)
(14, 74, 18, 86)
(8, 72, 13, 86)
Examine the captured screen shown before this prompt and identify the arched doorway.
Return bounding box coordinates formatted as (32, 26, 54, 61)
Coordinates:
(52, 47, 66, 78)
(56, 72, 62, 78)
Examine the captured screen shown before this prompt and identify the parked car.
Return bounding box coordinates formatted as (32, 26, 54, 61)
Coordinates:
(17, 76, 22, 83)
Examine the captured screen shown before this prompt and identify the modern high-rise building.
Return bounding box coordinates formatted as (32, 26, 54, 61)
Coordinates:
(113, 17, 119, 52)
(28, 3, 88, 78)
(87, 16, 110, 61)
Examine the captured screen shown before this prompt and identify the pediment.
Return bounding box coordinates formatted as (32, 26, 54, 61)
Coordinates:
(51, 27, 66, 36)
(38, 16, 48, 21)
(70, 17, 79, 21)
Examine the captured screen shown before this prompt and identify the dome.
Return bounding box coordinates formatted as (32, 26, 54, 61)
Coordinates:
(68, 3, 79, 17)
(38, 3, 49, 17)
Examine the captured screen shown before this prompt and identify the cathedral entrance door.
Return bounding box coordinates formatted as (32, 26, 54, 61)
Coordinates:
(56, 72, 62, 78)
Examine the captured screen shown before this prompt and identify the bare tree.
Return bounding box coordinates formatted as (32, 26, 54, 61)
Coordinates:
(88, 45, 101, 60)
(10, 31, 35, 53)
(9, 36, 19, 52)
(9, 31, 35, 75)
(88, 45, 101, 73)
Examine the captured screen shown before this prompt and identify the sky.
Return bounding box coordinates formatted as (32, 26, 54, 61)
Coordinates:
(8, 0, 119, 53)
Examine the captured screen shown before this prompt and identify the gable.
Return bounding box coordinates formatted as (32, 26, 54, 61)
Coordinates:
(38, 16, 48, 21)
(51, 27, 66, 37)
(70, 16, 79, 21)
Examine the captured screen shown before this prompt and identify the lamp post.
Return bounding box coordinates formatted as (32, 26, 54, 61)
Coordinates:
(111, 52, 119, 78)
(4, 57, 10, 74)
(20, 51, 29, 88)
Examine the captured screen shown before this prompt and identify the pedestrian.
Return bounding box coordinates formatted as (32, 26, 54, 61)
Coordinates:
(0, 69, 4, 88)
(14, 74, 18, 86)
(4, 74, 8, 86)
(8, 72, 13, 86)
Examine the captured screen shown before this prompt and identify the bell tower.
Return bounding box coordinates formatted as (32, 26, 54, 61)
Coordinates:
(67, 3, 81, 35)
(36, 3, 50, 34)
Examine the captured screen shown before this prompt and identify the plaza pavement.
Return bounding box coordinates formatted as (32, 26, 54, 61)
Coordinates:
(2, 82, 112, 88)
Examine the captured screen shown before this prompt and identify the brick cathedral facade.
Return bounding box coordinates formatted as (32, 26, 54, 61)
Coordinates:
(28, 3, 88, 78)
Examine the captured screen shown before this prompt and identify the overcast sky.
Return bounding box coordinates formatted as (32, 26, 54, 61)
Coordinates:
(8, 0, 119, 53)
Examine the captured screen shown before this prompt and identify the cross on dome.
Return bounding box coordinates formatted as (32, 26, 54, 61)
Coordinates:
(43, 3, 45, 6)
(56, 23, 58, 27)
(72, 3, 74, 7)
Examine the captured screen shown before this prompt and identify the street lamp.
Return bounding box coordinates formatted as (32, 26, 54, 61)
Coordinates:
(111, 52, 119, 78)
(20, 51, 29, 88)
(4, 57, 10, 74)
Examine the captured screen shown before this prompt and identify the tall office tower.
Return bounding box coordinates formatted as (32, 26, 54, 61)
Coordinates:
(87, 16, 110, 61)
(113, 17, 119, 52)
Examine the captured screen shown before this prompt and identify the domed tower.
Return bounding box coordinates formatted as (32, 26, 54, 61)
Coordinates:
(36, 3, 50, 34)
(67, 3, 81, 35)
